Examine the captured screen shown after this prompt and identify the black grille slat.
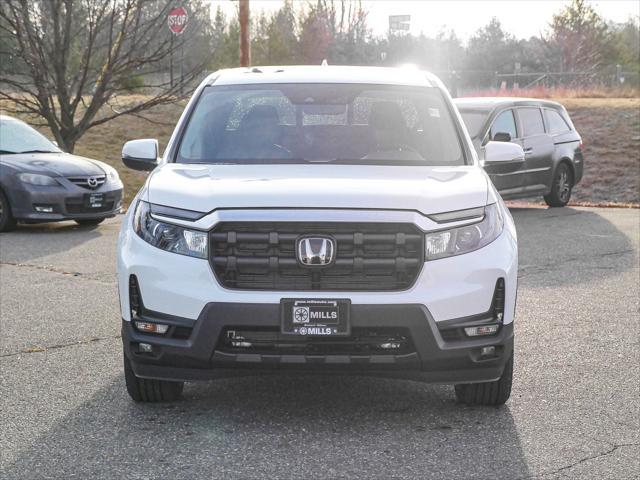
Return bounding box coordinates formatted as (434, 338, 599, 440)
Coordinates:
(219, 327, 415, 355)
(210, 222, 424, 291)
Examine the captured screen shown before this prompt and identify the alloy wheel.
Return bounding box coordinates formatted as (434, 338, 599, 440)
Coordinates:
(557, 169, 571, 203)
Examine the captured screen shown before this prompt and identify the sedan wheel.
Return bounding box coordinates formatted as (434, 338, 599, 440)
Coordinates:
(0, 190, 17, 232)
(544, 163, 573, 207)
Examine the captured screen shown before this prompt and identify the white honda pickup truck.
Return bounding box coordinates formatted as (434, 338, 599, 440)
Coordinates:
(117, 66, 523, 405)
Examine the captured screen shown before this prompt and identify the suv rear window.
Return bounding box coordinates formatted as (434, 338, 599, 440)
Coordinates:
(545, 109, 571, 134)
(176, 84, 465, 166)
(518, 108, 545, 136)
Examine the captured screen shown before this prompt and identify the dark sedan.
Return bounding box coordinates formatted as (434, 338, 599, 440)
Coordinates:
(0, 115, 123, 231)
(455, 98, 584, 207)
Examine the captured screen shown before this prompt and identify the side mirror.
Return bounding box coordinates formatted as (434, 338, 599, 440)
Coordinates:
(482, 141, 525, 174)
(492, 131, 511, 142)
(122, 139, 159, 171)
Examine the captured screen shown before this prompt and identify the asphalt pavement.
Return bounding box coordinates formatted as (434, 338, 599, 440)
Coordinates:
(1, 206, 638, 480)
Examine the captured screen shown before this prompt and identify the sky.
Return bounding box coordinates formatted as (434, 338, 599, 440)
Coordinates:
(208, 0, 639, 41)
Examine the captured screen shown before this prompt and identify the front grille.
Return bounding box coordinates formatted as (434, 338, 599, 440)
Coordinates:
(210, 222, 424, 291)
(67, 175, 106, 190)
(218, 327, 415, 356)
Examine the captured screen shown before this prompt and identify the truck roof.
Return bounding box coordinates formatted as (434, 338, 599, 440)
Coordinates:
(205, 65, 439, 88)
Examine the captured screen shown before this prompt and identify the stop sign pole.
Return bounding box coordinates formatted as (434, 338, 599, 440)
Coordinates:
(167, 6, 188, 91)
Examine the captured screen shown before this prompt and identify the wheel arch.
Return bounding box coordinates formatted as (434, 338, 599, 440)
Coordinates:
(0, 183, 13, 209)
(556, 157, 575, 184)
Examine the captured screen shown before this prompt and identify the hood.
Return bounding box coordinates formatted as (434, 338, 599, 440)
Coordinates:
(0, 152, 106, 177)
(147, 164, 489, 216)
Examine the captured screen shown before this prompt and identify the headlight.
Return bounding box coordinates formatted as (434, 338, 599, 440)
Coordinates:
(105, 166, 120, 180)
(133, 201, 207, 259)
(17, 173, 59, 186)
(425, 203, 503, 260)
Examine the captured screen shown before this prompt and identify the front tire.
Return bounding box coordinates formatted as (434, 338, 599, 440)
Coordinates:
(454, 353, 513, 406)
(123, 353, 184, 402)
(544, 163, 573, 207)
(0, 190, 17, 232)
(75, 218, 105, 226)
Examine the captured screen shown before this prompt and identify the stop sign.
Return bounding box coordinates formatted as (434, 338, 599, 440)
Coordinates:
(167, 6, 188, 34)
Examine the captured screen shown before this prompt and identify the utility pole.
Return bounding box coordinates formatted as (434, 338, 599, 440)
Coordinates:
(239, 0, 250, 67)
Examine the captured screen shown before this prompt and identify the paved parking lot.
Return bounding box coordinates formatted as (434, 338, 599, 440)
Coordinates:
(1, 206, 638, 479)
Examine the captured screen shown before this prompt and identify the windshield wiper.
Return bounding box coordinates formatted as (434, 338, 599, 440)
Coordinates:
(0, 149, 18, 154)
(329, 158, 428, 165)
(18, 149, 58, 154)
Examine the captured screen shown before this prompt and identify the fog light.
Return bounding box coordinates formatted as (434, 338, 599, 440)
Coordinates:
(138, 342, 153, 353)
(480, 346, 496, 357)
(464, 324, 499, 337)
(226, 330, 252, 348)
(34, 205, 54, 213)
(135, 321, 169, 334)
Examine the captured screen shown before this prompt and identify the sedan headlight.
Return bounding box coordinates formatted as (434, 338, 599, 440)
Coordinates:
(17, 173, 60, 186)
(133, 200, 207, 259)
(425, 203, 503, 261)
(104, 165, 120, 181)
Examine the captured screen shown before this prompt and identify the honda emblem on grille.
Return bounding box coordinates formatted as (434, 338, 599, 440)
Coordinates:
(297, 236, 335, 266)
(87, 177, 99, 188)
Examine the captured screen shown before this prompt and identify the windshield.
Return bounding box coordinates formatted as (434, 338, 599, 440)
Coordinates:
(458, 111, 489, 139)
(0, 118, 61, 154)
(176, 83, 465, 166)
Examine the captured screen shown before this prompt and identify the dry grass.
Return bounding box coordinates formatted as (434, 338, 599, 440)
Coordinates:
(1, 98, 185, 205)
(72, 102, 184, 205)
(560, 98, 640, 206)
(2, 95, 639, 207)
(464, 85, 640, 99)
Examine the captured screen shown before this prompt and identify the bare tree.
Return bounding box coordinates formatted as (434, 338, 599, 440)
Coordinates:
(0, 0, 209, 152)
(544, 0, 612, 76)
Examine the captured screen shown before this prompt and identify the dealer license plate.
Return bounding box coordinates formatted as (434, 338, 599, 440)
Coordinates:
(84, 193, 105, 209)
(281, 299, 351, 336)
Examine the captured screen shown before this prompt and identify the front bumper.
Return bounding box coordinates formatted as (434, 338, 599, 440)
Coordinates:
(123, 302, 514, 384)
(7, 183, 123, 222)
(119, 205, 518, 384)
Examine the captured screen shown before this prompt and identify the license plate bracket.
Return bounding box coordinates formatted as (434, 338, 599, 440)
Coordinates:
(84, 193, 105, 209)
(281, 299, 351, 336)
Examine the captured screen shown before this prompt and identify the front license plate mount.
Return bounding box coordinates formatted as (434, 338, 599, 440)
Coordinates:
(84, 193, 105, 209)
(281, 299, 351, 336)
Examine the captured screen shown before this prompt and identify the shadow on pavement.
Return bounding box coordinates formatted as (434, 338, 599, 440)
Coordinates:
(510, 206, 635, 288)
(0, 219, 114, 264)
(3, 373, 531, 479)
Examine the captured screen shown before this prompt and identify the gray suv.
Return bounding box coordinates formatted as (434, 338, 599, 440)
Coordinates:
(455, 98, 583, 207)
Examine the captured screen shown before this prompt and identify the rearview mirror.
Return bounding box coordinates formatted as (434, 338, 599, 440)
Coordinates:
(492, 131, 511, 142)
(122, 139, 159, 171)
(482, 141, 525, 175)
